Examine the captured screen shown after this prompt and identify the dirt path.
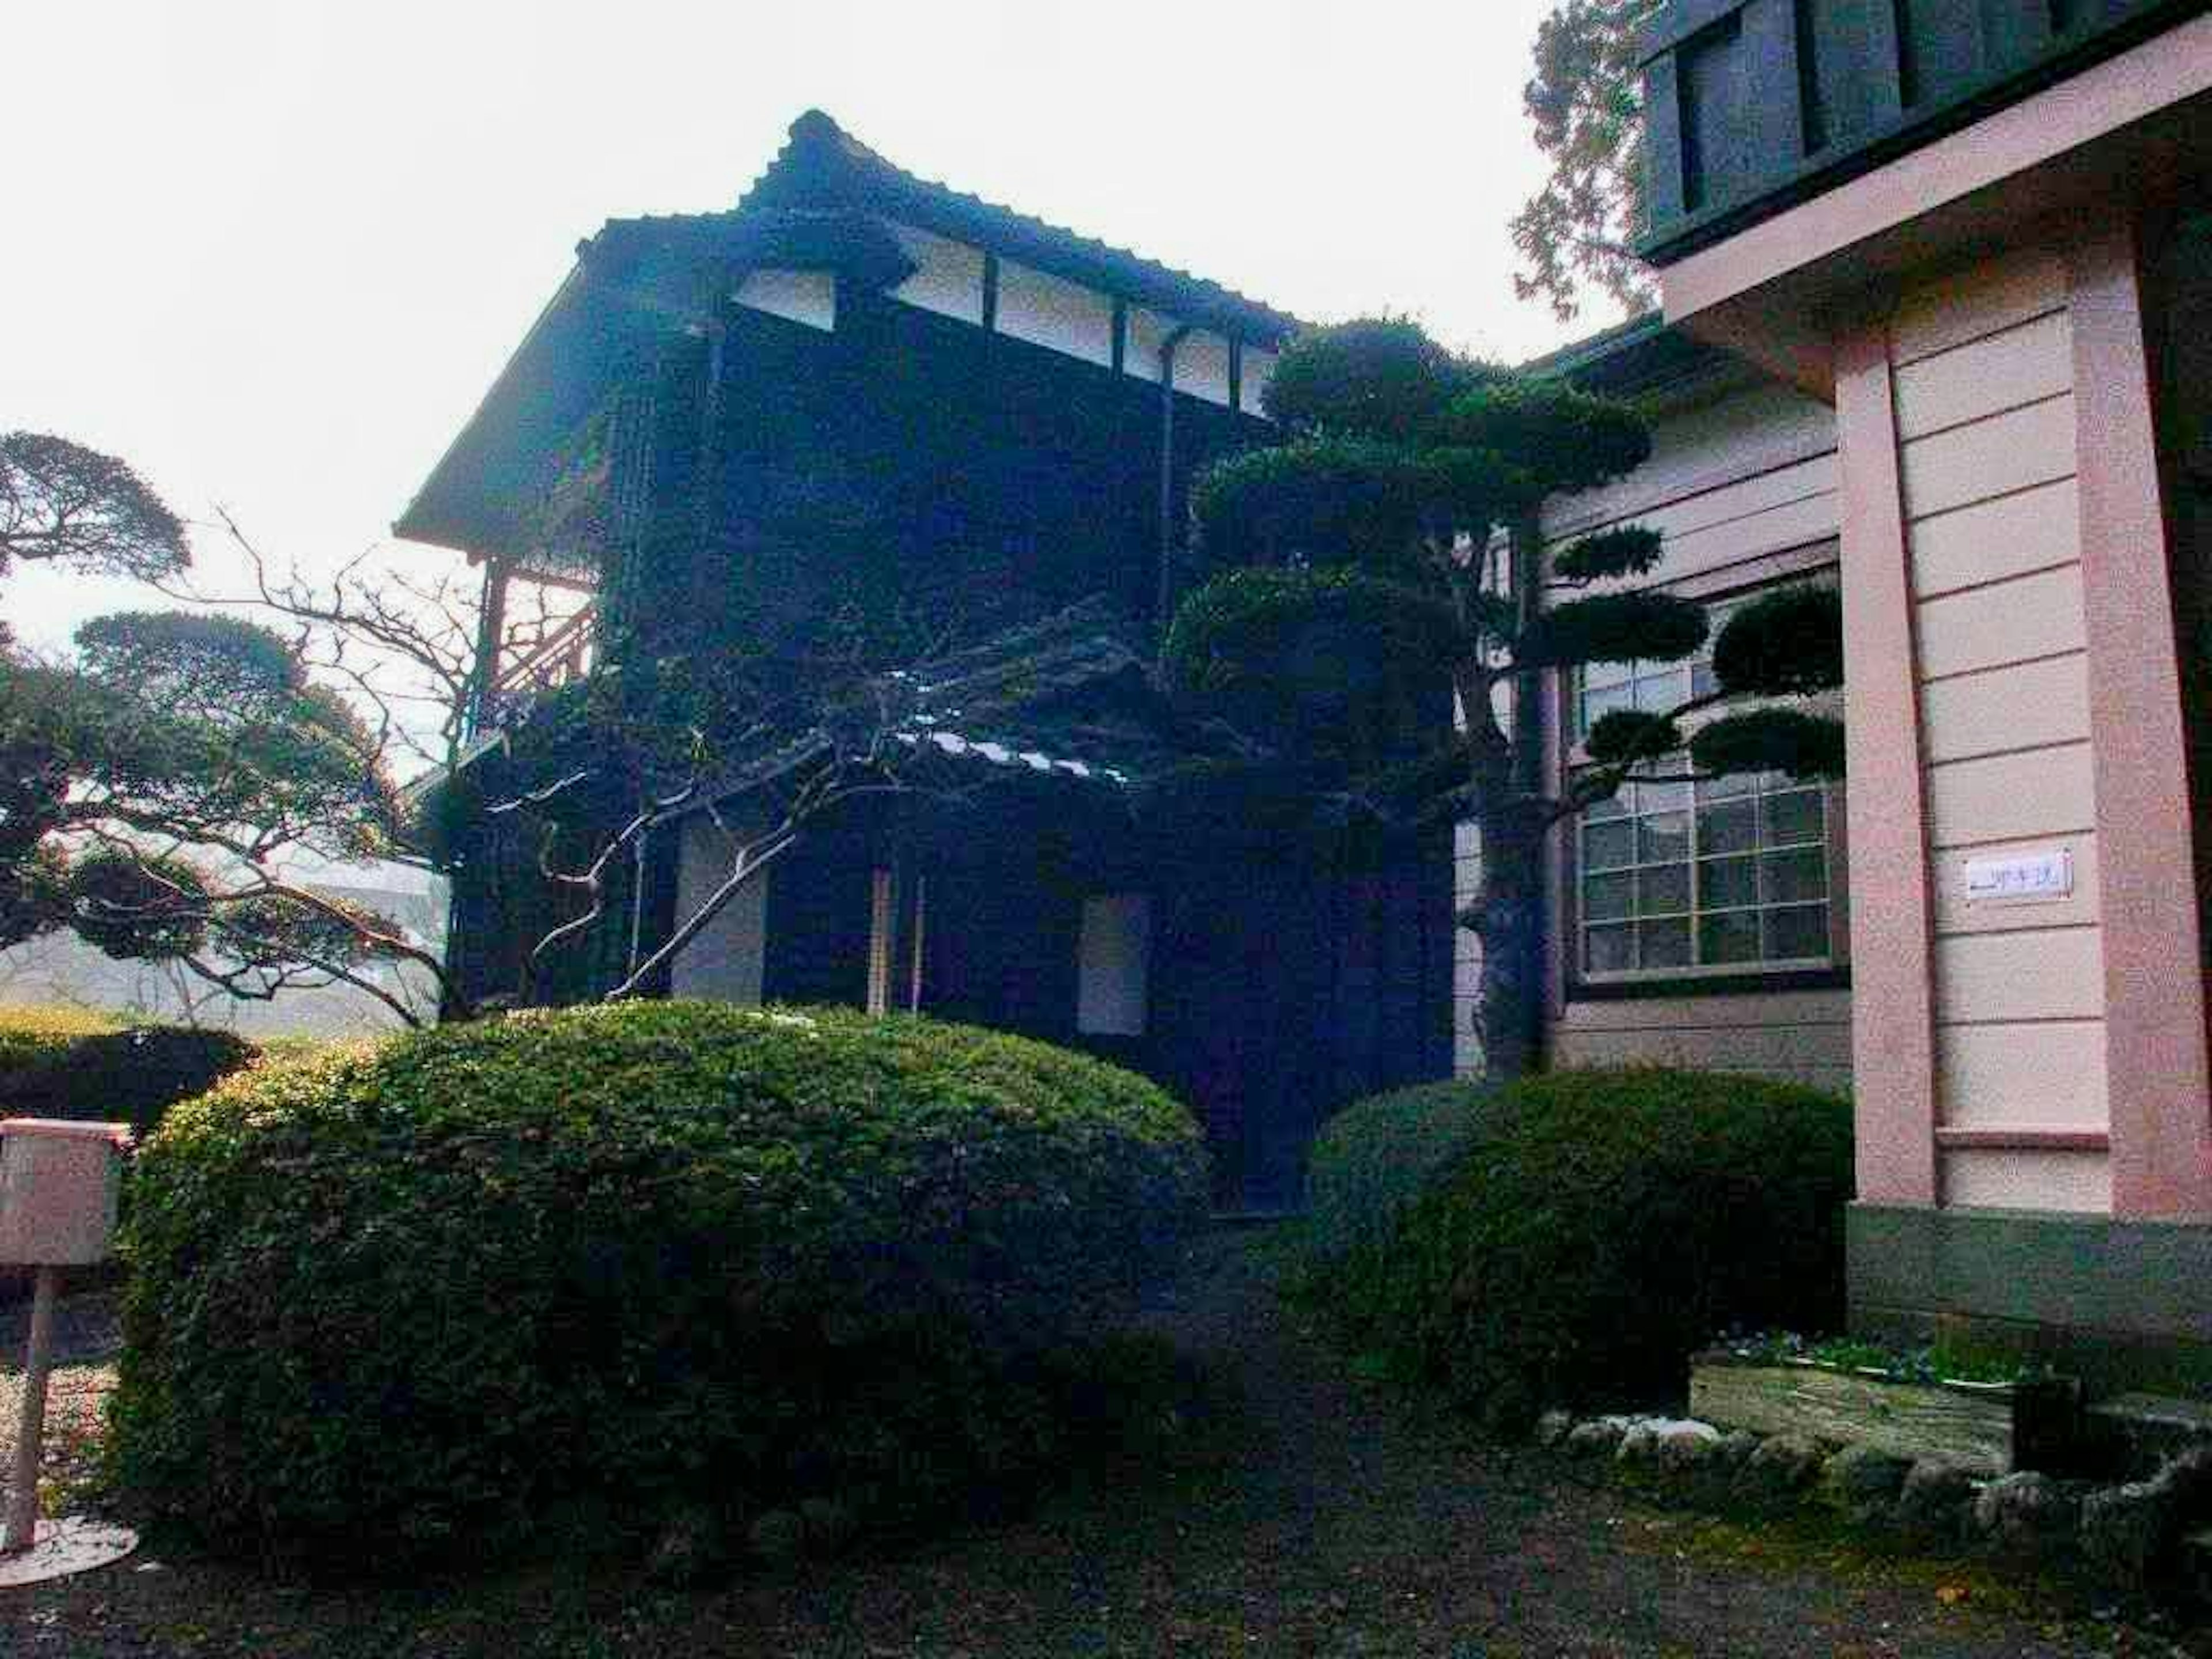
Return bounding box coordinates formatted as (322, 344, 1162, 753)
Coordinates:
(0, 1230, 2195, 1657)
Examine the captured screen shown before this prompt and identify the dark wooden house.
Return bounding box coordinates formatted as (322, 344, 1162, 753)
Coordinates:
(396, 111, 1455, 1208)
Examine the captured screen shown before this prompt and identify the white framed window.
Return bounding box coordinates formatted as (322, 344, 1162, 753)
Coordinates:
(1577, 758, 1832, 978)
(1568, 577, 1837, 982)
(1573, 594, 1745, 740)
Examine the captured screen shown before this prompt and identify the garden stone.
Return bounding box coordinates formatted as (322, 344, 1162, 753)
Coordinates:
(2080, 1479, 2175, 1587)
(1895, 1460, 1978, 1540)
(1615, 1419, 1663, 1466)
(1820, 1444, 1912, 1525)
(1974, 1472, 2079, 1553)
(1566, 1419, 1627, 1458)
(1740, 1434, 1827, 1499)
(748, 1508, 809, 1569)
(1716, 1431, 1761, 1471)
(645, 1503, 728, 1588)
(1654, 1420, 1723, 1473)
(1535, 1410, 1575, 1448)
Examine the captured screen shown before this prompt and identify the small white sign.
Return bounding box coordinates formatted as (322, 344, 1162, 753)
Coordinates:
(1963, 848, 2074, 904)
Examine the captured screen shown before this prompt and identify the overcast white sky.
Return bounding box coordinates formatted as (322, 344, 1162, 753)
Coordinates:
(2, 0, 1614, 656)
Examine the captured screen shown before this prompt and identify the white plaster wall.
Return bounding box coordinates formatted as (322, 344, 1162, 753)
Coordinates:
(886, 223, 986, 324)
(733, 268, 836, 332)
(669, 816, 770, 1005)
(1240, 347, 1278, 418)
(1077, 894, 1151, 1035)
(995, 259, 1115, 366)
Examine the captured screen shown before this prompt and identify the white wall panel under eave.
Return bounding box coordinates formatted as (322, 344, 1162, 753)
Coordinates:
(1239, 347, 1278, 417)
(733, 268, 836, 332)
(669, 816, 770, 1005)
(885, 223, 986, 324)
(995, 259, 1115, 366)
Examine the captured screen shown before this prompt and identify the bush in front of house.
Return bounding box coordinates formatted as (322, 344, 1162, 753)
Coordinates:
(0, 1003, 120, 1079)
(107, 1001, 1208, 1563)
(1302, 1078, 1499, 1266)
(1316, 1066, 1853, 1433)
(0, 1023, 257, 1141)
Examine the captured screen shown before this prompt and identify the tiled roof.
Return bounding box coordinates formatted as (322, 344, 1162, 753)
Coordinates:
(664, 600, 1200, 819)
(734, 110, 1303, 343)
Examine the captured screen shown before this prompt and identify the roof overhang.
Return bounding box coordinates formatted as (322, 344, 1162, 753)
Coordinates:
(1656, 16, 2212, 399)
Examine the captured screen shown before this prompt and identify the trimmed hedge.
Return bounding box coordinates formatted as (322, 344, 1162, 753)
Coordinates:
(0, 1024, 256, 1141)
(108, 1001, 1207, 1562)
(0, 1003, 119, 1080)
(1313, 1067, 1853, 1432)
(1303, 1079, 1498, 1265)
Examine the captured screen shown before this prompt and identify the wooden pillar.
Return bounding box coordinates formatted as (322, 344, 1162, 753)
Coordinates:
(2068, 216, 2212, 1221)
(1836, 324, 1941, 1207)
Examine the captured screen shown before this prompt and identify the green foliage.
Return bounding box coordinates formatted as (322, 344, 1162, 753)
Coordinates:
(1435, 379, 1653, 497)
(0, 1023, 257, 1142)
(1161, 566, 1459, 758)
(1303, 1080, 1500, 1266)
(108, 1001, 1207, 1563)
(1259, 318, 1491, 442)
(1584, 709, 1679, 767)
(0, 431, 191, 584)
(65, 848, 209, 961)
(0, 1003, 120, 1078)
(1190, 439, 1509, 572)
(1511, 0, 1664, 320)
(1551, 525, 1664, 584)
(1515, 589, 1707, 671)
(1689, 707, 1846, 781)
(1308, 1067, 1854, 1431)
(1711, 586, 1844, 699)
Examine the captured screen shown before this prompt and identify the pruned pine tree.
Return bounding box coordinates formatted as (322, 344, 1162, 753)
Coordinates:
(1160, 320, 1843, 1078)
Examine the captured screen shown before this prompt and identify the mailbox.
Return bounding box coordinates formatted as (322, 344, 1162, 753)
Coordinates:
(0, 1120, 131, 1267)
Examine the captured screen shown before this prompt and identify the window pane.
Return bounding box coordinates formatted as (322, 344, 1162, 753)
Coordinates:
(1639, 918, 1692, 968)
(1691, 659, 1719, 699)
(1764, 904, 1830, 961)
(1699, 854, 1758, 910)
(1638, 863, 1691, 914)
(1763, 788, 1825, 847)
(1581, 681, 1633, 733)
(1637, 775, 1692, 814)
(1698, 798, 1756, 854)
(1585, 924, 1634, 974)
(1700, 910, 1761, 965)
(1583, 658, 1634, 691)
(1762, 847, 1828, 904)
(1635, 671, 1682, 713)
(1585, 821, 1635, 872)
(1639, 810, 1690, 863)
(1584, 785, 1629, 823)
(1584, 870, 1634, 922)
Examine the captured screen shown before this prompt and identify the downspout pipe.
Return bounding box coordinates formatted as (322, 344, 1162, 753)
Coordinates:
(1157, 324, 1196, 643)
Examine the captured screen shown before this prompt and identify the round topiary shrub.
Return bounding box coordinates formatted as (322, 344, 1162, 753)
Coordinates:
(108, 1001, 1206, 1562)
(1319, 1067, 1852, 1433)
(0, 1023, 257, 1141)
(1302, 1079, 1498, 1266)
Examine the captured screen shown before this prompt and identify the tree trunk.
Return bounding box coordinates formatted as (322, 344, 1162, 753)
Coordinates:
(1468, 801, 1547, 1082)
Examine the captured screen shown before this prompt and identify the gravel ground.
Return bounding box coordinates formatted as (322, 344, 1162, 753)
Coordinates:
(0, 1234, 2198, 1657)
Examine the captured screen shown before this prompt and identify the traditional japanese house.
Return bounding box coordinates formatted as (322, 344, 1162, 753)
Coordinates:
(396, 111, 1456, 1209)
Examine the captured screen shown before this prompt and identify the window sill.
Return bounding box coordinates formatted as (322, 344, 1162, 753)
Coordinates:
(1567, 965, 1851, 1002)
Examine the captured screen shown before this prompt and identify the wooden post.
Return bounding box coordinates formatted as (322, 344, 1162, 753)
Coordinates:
(3, 1266, 60, 1555)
